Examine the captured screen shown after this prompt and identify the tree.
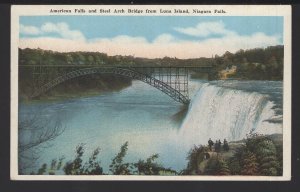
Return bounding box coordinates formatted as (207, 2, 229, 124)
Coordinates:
(268, 56, 278, 69)
(76, 53, 86, 65)
(63, 144, 103, 175)
(134, 154, 165, 175)
(36, 157, 65, 175)
(94, 55, 102, 65)
(240, 151, 259, 175)
(87, 55, 95, 64)
(228, 156, 242, 175)
(229, 134, 281, 176)
(82, 147, 103, 175)
(37, 163, 47, 175)
(244, 134, 280, 176)
(64, 144, 85, 175)
(204, 156, 230, 175)
(184, 145, 209, 175)
(34, 142, 179, 175)
(109, 141, 131, 175)
(18, 111, 65, 174)
(217, 158, 231, 175)
(255, 139, 280, 176)
(35, 144, 103, 175)
(65, 54, 74, 64)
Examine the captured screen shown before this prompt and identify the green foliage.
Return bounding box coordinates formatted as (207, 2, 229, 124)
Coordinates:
(240, 151, 259, 175)
(109, 141, 131, 175)
(35, 142, 177, 176)
(214, 45, 283, 80)
(63, 143, 103, 175)
(184, 134, 282, 176)
(230, 134, 281, 176)
(18, 48, 132, 99)
(203, 157, 218, 175)
(134, 154, 159, 175)
(227, 157, 242, 175)
(227, 146, 245, 175)
(184, 145, 209, 175)
(217, 159, 231, 175)
(33, 134, 282, 176)
(35, 156, 65, 175)
(56, 156, 64, 170)
(132, 154, 178, 175)
(64, 144, 85, 175)
(136, 153, 178, 175)
(49, 159, 57, 175)
(275, 142, 283, 175)
(82, 147, 103, 175)
(204, 156, 230, 175)
(246, 134, 280, 176)
(37, 163, 47, 175)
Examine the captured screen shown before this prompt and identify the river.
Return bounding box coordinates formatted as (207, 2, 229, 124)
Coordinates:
(18, 79, 283, 174)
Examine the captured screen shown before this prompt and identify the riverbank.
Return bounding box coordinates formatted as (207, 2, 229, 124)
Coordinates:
(19, 74, 132, 103)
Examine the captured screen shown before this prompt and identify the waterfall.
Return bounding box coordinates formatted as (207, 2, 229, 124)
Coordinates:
(179, 83, 282, 146)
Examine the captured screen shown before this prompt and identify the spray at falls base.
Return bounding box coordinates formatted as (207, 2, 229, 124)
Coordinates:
(179, 81, 282, 148)
(18, 80, 283, 173)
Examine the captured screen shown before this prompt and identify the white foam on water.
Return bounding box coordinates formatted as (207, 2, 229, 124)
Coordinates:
(179, 83, 282, 147)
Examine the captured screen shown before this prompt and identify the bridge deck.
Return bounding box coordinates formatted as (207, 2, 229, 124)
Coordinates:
(20, 65, 214, 105)
(19, 64, 213, 69)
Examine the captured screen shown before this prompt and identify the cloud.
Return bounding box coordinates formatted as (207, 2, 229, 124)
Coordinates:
(98, 35, 148, 44)
(174, 21, 236, 37)
(153, 33, 176, 44)
(19, 21, 281, 59)
(20, 22, 85, 41)
(40, 22, 85, 41)
(40, 22, 61, 33)
(20, 24, 41, 35)
(19, 31, 281, 59)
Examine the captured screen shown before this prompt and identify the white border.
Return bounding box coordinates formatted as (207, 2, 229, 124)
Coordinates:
(10, 5, 292, 181)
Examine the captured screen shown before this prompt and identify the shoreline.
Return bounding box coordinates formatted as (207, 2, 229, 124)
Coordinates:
(19, 84, 132, 104)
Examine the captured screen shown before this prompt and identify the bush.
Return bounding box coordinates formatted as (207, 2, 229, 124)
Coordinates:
(63, 144, 103, 175)
(240, 151, 259, 175)
(109, 141, 131, 175)
(231, 134, 281, 176)
(204, 156, 230, 175)
(184, 145, 209, 175)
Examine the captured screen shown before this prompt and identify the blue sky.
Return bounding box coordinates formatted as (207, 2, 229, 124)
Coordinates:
(19, 16, 283, 58)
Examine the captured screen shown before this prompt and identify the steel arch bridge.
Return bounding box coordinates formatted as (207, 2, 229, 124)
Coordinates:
(30, 67, 191, 104)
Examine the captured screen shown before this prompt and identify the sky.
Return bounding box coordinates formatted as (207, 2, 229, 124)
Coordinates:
(19, 16, 283, 59)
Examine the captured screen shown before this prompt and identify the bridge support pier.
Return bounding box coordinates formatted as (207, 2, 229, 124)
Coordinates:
(19, 65, 213, 104)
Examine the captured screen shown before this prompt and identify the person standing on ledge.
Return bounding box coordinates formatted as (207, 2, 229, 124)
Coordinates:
(223, 139, 229, 151)
(208, 138, 214, 151)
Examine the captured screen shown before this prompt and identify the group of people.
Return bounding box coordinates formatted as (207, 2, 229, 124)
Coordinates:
(208, 138, 229, 152)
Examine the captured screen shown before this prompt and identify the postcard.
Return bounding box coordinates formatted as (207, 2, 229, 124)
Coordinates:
(10, 5, 291, 180)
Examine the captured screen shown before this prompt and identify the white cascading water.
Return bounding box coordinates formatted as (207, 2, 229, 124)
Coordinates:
(179, 83, 282, 146)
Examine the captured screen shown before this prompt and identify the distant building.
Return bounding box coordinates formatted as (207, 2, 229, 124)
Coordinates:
(219, 65, 237, 79)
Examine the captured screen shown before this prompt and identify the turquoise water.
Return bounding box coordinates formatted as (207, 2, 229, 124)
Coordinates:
(19, 80, 283, 174)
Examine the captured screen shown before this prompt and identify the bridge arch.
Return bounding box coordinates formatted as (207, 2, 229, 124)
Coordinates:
(31, 67, 190, 104)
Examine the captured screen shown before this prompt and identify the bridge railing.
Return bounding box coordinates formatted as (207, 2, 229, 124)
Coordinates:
(30, 67, 191, 104)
